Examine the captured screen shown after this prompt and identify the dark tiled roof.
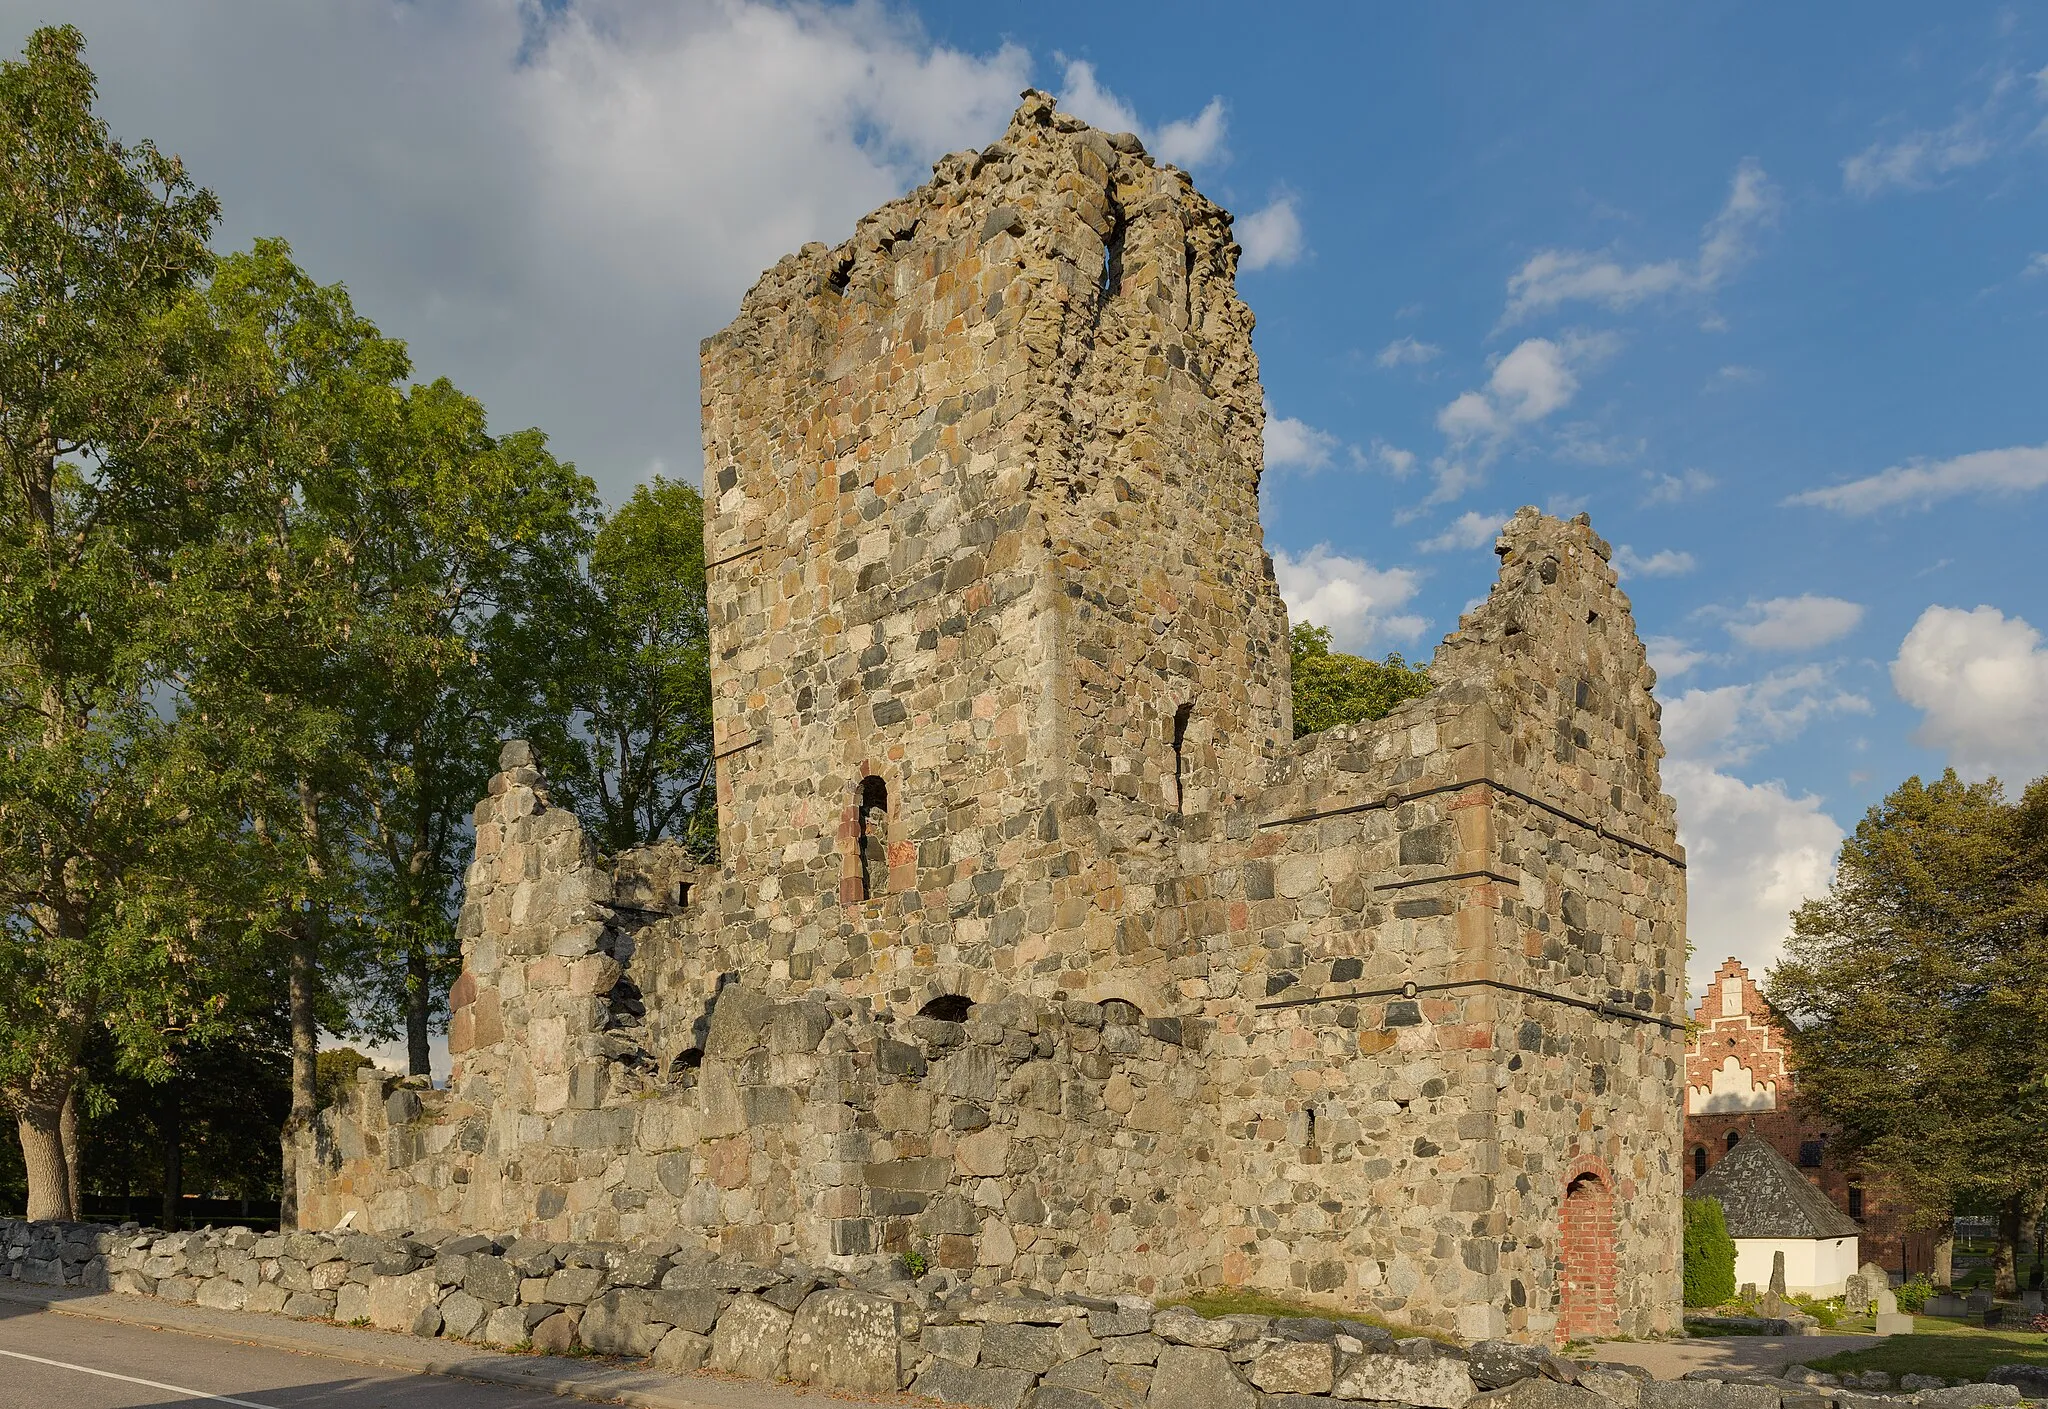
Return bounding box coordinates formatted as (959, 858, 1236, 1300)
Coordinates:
(1689, 1133, 1860, 1239)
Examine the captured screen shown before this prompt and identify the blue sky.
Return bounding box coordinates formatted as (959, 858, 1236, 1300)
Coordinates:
(30, 1, 2047, 1006)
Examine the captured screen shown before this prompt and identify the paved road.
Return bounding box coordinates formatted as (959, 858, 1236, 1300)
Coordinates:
(0, 1299, 572, 1408)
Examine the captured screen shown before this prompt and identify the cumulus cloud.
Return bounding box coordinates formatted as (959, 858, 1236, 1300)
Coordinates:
(1419, 510, 1506, 553)
(1502, 160, 1775, 323)
(1613, 545, 1696, 578)
(1237, 195, 1304, 271)
(1376, 336, 1441, 368)
(1272, 546, 1425, 653)
(1364, 440, 1417, 477)
(1784, 442, 2048, 515)
(1666, 760, 1845, 997)
(1663, 665, 1872, 768)
(1056, 58, 1226, 167)
(1892, 604, 2048, 782)
(1642, 468, 1718, 506)
(1725, 595, 1865, 652)
(1263, 403, 1341, 471)
(1436, 333, 1617, 449)
(1645, 636, 1711, 681)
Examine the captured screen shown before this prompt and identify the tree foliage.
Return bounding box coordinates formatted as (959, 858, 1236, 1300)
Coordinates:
(1682, 1196, 1737, 1307)
(1769, 770, 2048, 1295)
(1289, 623, 1432, 738)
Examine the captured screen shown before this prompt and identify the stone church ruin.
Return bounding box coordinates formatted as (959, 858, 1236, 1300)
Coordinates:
(298, 90, 1687, 1344)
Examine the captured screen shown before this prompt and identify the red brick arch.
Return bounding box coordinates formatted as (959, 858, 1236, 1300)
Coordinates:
(1557, 1160, 1618, 1341)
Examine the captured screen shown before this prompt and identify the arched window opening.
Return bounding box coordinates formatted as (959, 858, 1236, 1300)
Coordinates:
(858, 775, 888, 901)
(1726, 1129, 1740, 1152)
(919, 994, 973, 1023)
(1693, 1146, 1707, 1179)
(1171, 703, 1193, 813)
(1847, 1181, 1865, 1221)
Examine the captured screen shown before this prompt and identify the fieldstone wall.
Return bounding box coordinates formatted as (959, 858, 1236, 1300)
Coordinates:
(298, 89, 1687, 1343)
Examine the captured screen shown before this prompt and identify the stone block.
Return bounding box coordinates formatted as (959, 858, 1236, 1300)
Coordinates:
(196, 1277, 248, 1312)
(1150, 1345, 1257, 1409)
(544, 1265, 606, 1305)
(248, 1283, 291, 1316)
(653, 1328, 710, 1371)
(1332, 1352, 1477, 1408)
(1151, 1309, 1234, 1348)
(438, 1289, 490, 1339)
(581, 1289, 661, 1356)
(1575, 1365, 1647, 1408)
(651, 1287, 725, 1334)
(463, 1255, 520, 1307)
(1254, 1341, 1336, 1395)
(412, 1305, 444, 1339)
(1089, 1307, 1154, 1338)
(1025, 1390, 1109, 1409)
(709, 1293, 792, 1381)
(1471, 1379, 1617, 1409)
(1100, 1334, 1161, 1365)
(1916, 1388, 2020, 1409)
(912, 1360, 1039, 1409)
(368, 1269, 439, 1332)
(982, 1323, 1068, 1373)
(482, 1303, 556, 1348)
(1641, 1383, 1782, 1409)
(925, 1323, 984, 1366)
(529, 1309, 575, 1353)
(1873, 1312, 1915, 1336)
(335, 1282, 371, 1324)
(787, 1288, 901, 1392)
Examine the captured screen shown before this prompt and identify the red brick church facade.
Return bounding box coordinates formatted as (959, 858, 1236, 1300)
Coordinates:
(1683, 958, 1936, 1275)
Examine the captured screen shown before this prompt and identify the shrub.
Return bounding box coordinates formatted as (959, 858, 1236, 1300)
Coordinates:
(1683, 1196, 1737, 1307)
(1897, 1273, 1935, 1313)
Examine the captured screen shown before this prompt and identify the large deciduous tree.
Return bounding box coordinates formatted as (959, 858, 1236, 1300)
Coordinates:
(0, 24, 228, 1219)
(1288, 623, 1432, 738)
(1769, 770, 2048, 1295)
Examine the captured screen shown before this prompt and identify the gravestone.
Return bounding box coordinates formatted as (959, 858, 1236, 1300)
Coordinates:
(1966, 1289, 1995, 1314)
(2021, 1290, 2044, 1314)
(1924, 1292, 1968, 1317)
(1770, 1251, 1789, 1298)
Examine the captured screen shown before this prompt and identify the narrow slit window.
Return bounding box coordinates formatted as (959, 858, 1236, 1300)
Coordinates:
(1693, 1146, 1707, 1179)
(1171, 703, 1193, 813)
(1847, 1181, 1864, 1220)
(858, 775, 889, 901)
(1304, 1106, 1317, 1145)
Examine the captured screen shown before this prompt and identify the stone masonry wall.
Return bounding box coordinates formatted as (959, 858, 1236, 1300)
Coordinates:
(298, 90, 1687, 1345)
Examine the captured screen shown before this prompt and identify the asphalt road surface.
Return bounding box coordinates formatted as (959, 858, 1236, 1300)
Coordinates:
(0, 1298, 570, 1408)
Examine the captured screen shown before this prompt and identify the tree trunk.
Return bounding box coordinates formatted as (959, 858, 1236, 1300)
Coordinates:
(60, 1083, 81, 1219)
(406, 943, 431, 1078)
(1996, 1195, 2024, 1297)
(280, 778, 326, 1231)
(1934, 1232, 1955, 1288)
(158, 1079, 182, 1230)
(17, 1081, 74, 1221)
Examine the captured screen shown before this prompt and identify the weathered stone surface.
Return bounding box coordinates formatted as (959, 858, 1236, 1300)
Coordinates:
(529, 1310, 576, 1354)
(1916, 1387, 2021, 1409)
(1333, 1352, 1477, 1408)
(1150, 1346, 1257, 1409)
(1254, 1341, 1336, 1394)
(1575, 1364, 1649, 1408)
(912, 1360, 1039, 1409)
(1151, 1309, 1235, 1349)
(482, 1303, 555, 1348)
(367, 1269, 438, 1333)
(1472, 1378, 1617, 1409)
(1641, 1383, 1782, 1409)
(580, 1289, 662, 1356)
(926, 1324, 984, 1366)
(438, 1289, 489, 1339)
(708, 1294, 792, 1382)
(335, 1282, 371, 1324)
(652, 1328, 710, 1371)
(786, 1289, 900, 1392)
(196, 1277, 248, 1312)
(462, 1255, 519, 1307)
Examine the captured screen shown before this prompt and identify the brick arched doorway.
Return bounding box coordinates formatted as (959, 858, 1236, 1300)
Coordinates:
(1557, 1171, 1618, 1341)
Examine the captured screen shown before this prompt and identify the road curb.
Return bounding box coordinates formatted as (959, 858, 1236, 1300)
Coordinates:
(0, 1282, 908, 1407)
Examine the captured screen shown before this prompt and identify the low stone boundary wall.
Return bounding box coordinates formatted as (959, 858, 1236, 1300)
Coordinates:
(6, 1219, 2038, 1409)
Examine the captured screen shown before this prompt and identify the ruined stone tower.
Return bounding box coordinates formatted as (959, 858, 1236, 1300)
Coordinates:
(300, 91, 1686, 1345)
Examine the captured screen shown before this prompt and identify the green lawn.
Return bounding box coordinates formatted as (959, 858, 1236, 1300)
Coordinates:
(1161, 1288, 1455, 1343)
(1805, 1316, 2048, 1381)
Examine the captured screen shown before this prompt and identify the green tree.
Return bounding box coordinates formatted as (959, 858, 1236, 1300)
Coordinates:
(1769, 770, 2048, 1296)
(529, 475, 712, 856)
(1288, 623, 1432, 738)
(1682, 1196, 1737, 1307)
(0, 24, 234, 1220)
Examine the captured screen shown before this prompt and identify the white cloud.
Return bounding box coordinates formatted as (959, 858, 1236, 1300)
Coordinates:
(1263, 402, 1341, 472)
(1666, 759, 1845, 998)
(1272, 546, 1425, 653)
(1892, 604, 2048, 782)
(1641, 468, 1718, 506)
(1725, 595, 1864, 652)
(1238, 195, 1303, 271)
(1436, 333, 1617, 448)
(1663, 665, 1872, 768)
(1646, 636, 1711, 681)
(54, 0, 1037, 505)
(1784, 442, 2048, 515)
(1502, 160, 1776, 323)
(1843, 119, 1995, 196)
(1419, 510, 1506, 553)
(1056, 58, 1226, 167)
(1376, 336, 1442, 368)
(1613, 545, 1696, 578)
(2026, 252, 2048, 278)
(1363, 440, 1417, 477)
